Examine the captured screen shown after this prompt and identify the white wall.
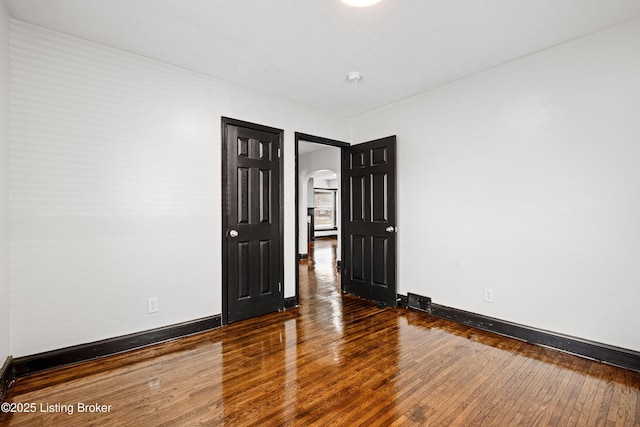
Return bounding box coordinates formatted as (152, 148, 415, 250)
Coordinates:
(313, 178, 334, 189)
(0, 2, 10, 363)
(298, 145, 342, 256)
(9, 21, 349, 357)
(307, 178, 314, 207)
(351, 18, 640, 351)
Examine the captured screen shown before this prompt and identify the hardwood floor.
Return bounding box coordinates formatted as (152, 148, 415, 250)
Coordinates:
(2, 237, 639, 426)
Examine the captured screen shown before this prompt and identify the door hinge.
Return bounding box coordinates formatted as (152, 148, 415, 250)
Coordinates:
(277, 147, 281, 158)
(278, 282, 282, 292)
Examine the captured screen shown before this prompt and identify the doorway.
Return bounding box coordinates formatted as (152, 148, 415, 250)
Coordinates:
(295, 133, 349, 304)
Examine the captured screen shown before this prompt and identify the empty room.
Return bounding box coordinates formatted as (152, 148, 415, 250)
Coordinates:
(1, 0, 640, 425)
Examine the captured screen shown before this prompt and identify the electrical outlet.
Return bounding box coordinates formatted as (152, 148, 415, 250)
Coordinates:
(147, 297, 159, 314)
(484, 288, 494, 303)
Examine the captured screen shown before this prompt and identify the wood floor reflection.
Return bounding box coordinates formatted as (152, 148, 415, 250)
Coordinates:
(2, 237, 640, 426)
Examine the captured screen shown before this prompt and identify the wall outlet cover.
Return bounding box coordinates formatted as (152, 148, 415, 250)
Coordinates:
(147, 297, 159, 314)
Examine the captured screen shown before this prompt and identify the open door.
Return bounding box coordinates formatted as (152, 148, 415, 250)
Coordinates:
(342, 136, 397, 307)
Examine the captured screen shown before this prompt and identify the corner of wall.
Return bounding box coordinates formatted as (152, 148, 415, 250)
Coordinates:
(0, 0, 12, 364)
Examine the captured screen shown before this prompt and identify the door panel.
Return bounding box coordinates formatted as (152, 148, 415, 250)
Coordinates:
(342, 136, 397, 306)
(372, 173, 388, 222)
(351, 234, 366, 281)
(351, 176, 365, 221)
(223, 118, 283, 323)
(372, 236, 388, 285)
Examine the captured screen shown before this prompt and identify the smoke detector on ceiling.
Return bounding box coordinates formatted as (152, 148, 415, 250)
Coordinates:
(347, 72, 362, 83)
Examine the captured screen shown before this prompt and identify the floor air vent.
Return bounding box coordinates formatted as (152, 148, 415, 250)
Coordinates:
(407, 293, 432, 313)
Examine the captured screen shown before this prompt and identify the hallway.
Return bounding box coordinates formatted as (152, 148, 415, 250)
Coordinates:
(299, 237, 340, 302)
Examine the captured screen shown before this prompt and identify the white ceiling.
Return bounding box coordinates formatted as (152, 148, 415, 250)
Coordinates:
(5, 0, 640, 116)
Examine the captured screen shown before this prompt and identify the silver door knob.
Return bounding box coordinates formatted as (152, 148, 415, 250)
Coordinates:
(229, 229, 239, 238)
(386, 226, 396, 233)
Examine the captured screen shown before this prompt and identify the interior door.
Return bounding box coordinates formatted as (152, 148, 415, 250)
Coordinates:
(222, 118, 283, 323)
(342, 136, 397, 307)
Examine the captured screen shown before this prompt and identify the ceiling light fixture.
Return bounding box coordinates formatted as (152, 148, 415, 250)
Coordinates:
(347, 72, 362, 83)
(341, 0, 382, 7)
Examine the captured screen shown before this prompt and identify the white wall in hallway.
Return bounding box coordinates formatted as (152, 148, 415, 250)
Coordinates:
(351, 18, 640, 351)
(9, 21, 349, 357)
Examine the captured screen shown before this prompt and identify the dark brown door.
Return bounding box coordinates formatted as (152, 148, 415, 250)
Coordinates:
(342, 136, 397, 307)
(222, 118, 283, 323)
